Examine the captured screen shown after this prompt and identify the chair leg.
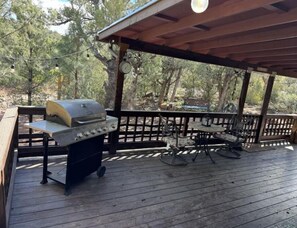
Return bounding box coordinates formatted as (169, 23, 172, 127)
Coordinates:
(193, 135, 215, 164)
(192, 150, 200, 162)
(160, 147, 188, 166)
(205, 149, 216, 164)
(216, 144, 241, 159)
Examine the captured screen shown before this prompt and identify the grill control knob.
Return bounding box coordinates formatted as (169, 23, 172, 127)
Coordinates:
(111, 124, 116, 129)
(103, 127, 107, 132)
(96, 128, 102, 133)
(91, 130, 97, 135)
(76, 133, 83, 138)
(84, 131, 90, 136)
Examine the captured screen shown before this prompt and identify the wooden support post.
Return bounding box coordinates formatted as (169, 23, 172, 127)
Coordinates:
(290, 117, 297, 144)
(255, 72, 276, 143)
(237, 68, 252, 119)
(109, 42, 129, 154)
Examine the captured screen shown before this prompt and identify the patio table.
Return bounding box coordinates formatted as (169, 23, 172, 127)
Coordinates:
(188, 121, 225, 163)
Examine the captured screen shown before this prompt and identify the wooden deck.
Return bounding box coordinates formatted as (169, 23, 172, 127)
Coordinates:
(9, 143, 297, 228)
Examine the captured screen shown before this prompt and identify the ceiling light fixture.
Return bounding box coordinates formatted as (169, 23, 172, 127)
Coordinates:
(191, 0, 209, 13)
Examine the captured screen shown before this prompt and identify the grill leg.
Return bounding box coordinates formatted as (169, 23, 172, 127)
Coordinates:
(40, 134, 49, 184)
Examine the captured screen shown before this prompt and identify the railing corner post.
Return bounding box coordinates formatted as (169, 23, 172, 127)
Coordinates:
(255, 115, 264, 143)
(183, 116, 190, 137)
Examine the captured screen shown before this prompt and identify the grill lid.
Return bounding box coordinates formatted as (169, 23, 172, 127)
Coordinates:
(46, 99, 106, 127)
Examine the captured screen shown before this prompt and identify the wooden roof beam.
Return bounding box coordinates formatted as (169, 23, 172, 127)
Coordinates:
(231, 48, 297, 61)
(192, 25, 209, 31)
(192, 26, 297, 51)
(209, 38, 297, 57)
(261, 60, 297, 67)
(167, 6, 297, 47)
(153, 14, 178, 22)
(97, 0, 184, 41)
(137, 0, 285, 41)
(263, 2, 289, 12)
(270, 63, 297, 68)
(248, 56, 297, 64)
(283, 67, 297, 70)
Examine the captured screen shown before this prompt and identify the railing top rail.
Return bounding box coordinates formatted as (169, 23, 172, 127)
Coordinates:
(0, 108, 18, 171)
(266, 114, 297, 118)
(17, 106, 45, 115)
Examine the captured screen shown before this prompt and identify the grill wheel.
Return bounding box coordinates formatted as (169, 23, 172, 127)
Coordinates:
(97, 166, 106, 178)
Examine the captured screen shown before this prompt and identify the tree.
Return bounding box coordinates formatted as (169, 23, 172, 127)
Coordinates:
(214, 67, 243, 112)
(49, 0, 150, 108)
(0, 0, 60, 105)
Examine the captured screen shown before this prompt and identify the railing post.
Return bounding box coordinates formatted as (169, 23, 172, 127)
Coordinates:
(182, 116, 190, 137)
(13, 116, 19, 155)
(0, 173, 6, 228)
(290, 117, 297, 144)
(255, 115, 264, 143)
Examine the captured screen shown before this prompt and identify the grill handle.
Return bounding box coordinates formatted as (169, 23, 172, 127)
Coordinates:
(75, 119, 102, 125)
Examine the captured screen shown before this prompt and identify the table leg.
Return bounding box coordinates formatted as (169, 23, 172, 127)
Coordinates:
(193, 131, 215, 164)
(40, 134, 48, 184)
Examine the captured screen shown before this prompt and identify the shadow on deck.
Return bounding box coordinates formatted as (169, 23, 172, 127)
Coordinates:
(9, 144, 297, 228)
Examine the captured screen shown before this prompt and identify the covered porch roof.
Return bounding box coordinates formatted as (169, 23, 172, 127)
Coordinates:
(97, 0, 297, 78)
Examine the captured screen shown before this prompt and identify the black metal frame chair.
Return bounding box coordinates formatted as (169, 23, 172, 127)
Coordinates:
(192, 130, 216, 164)
(214, 116, 253, 159)
(159, 116, 194, 166)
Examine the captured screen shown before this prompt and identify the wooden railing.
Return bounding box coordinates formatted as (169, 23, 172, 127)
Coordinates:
(262, 114, 296, 140)
(115, 111, 260, 148)
(16, 106, 296, 157)
(0, 108, 18, 228)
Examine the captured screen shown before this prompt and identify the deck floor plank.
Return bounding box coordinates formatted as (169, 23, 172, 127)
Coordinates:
(9, 145, 297, 228)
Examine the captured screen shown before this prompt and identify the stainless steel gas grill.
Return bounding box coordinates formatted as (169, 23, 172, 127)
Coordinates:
(25, 99, 118, 195)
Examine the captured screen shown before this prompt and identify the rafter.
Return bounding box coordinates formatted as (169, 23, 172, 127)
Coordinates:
(231, 48, 297, 61)
(263, 2, 289, 12)
(153, 14, 178, 23)
(209, 38, 297, 56)
(137, 0, 285, 41)
(270, 63, 297, 68)
(97, 0, 184, 41)
(192, 25, 209, 31)
(167, 7, 297, 47)
(248, 56, 297, 64)
(192, 26, 297, 51)
(261, 60, 297, 67)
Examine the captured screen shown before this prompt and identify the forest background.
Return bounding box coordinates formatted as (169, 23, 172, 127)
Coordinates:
(1, 0, 297, 118)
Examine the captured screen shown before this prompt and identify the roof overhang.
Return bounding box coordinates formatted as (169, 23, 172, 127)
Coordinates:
(97, 0, 297, 78)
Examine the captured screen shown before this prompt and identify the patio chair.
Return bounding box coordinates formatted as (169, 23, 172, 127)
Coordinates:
(192, 130, 216, 164)
(214, 116, 253, 159)
(191, 114, 216, 164)
(159, 115, 194, 166)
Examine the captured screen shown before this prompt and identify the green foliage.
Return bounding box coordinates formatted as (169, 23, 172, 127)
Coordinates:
(246, 73, 266, 106)
(1, 0, 297, 115)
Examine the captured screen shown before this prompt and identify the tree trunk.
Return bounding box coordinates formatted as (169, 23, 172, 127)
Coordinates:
(57, 75, 62, 100)
(27, 47, 33, 106)
(74, 42, 79, 99)
(217, 73, 232, 111)
(104, 59, 117, 108)
(158, 80, 168, 108)
(170, 67, 182, 102)
(74, 69, 79, 99)
(126, 71, 139, 110)
(28, 67, 33, 106)
(165, 69, 175, 98)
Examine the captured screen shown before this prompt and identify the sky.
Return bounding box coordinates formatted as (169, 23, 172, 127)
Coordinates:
(33, 0, 70, 34)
